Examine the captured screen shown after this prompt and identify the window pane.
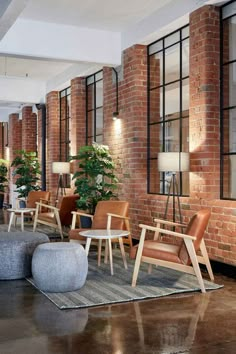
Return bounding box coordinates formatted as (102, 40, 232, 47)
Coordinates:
(229, 63, 236, 106)
(149, 52, 162, 88)
(223, 63, 236, 107)
(164, 31, 179, 47)
(149, 41, 162, 55)
(96, 71, 103, 81)
(182, 117, 189, 151)
(149, 123, 161, 158)
(87, 76, 94, 85)
(87, 111, 94, 138)
(223, 108, 236, 153)
(223, 16, 236, 63)
(87, 84, 94, 111)
(182, 78, 189, 113)
(182, 39, 189, 77)
(165, 44, 180, 83)
(96, 80, 103, 108)
(182, 26, 189, 39)
(222, 155, 236, 198)
(96, 108, 103, 136)
(165, 82, 180, 118)
(149, 87, 162, 123)
(164, 120, 180, 152)
(95, 134, 103, 144)
(67, 95, 71, 117)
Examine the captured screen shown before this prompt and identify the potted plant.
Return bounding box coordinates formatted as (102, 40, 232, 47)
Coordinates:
(70, 143, 118, 218)
(11, 150, 41, 204)
(0, 159, 8, 209)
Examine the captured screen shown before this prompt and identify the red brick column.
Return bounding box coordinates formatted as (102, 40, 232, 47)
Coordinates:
(22, 106, 37, 152)
(0, 123, 3, 158)
(46, 91, 60, 201)
(70, 77, 86, 175)
(8, 113, 22, 205)
(37, 108, 42, 174)
(103, 44, 148, 236)
(189, 5, 220, 201)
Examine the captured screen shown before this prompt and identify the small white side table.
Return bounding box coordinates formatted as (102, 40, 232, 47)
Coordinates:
(79, 229, 129, 275)
(7, 208, 36, 232)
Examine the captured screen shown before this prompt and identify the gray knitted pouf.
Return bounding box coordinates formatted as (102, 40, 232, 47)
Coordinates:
(0, 232, 50, 280)
(32, 242, 88, 292)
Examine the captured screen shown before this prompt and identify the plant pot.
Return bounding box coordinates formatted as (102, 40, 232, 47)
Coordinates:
(80, 215, 92, 228)
(19, 200, 26, 208)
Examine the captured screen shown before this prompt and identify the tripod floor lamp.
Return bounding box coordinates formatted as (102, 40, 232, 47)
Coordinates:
(158, 152, 189, 223)
(52, 162, 71, 204)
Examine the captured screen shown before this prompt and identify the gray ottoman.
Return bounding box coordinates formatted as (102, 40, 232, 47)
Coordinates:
(32, 242, 88, 292)
(0, 232, 50, 280)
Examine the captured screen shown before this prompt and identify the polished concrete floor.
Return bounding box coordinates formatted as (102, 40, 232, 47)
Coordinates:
(0, 211, 235, 353)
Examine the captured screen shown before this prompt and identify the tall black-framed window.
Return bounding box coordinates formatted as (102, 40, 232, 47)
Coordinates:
(221, 0, 236, 199)
(59, 87, 71, 187)
(59, 87, 71, 161)
(86, 70, 103, 144)
(147, 25, 190, 195)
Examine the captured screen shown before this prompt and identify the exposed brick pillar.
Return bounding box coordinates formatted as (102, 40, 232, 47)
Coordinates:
(0, 123, 3, 158)
(37, 108, 42, 174)
(103, 44, 148, 236)
(46, 91, 60, 201)
(8, 113, 22, 205)
(70, 77, 86, 174)
(22, 106, 37, 152)
(189, 5, 220, 200)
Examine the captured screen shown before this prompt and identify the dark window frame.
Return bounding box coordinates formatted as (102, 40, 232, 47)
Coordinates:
(220, 0, 236, 200)
(86, 70, 103, 144)
(147, 25, 190, 196)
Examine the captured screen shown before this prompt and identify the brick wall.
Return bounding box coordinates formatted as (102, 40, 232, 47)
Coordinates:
(46, 91, 60, 201)
(4, 5, 235, 266)
(103, 45, 150, 238)
(22, 106, 37, 152)
(188, 5, 236, 266)
(70, 77, 86, 175)
(8, 113, 22, 205)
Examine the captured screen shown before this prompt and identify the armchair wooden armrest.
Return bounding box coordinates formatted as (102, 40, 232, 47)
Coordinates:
(107, 213, 130, 230)
(139, 223, 196, 241)
(152, 218, 187, 241)
(35, 201, 59, 213)
(153, 218, 187, 228)
(71, 210, 94, 229)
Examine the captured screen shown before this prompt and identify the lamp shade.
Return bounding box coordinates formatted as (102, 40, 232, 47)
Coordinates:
(158, 152, 189, 172)
(52, 162, 70, 174)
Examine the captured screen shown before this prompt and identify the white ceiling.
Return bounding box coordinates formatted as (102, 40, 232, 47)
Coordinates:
(0, 0, 227, 121)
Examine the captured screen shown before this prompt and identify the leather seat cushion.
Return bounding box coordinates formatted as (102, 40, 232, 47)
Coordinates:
(130, 240, 182, 264)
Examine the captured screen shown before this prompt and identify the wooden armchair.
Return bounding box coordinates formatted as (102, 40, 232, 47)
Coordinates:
(130, 209, 214, 293)
(69, 200, 132, 263)
(33, 195, 79, 239)
(14, 190, 50, 225)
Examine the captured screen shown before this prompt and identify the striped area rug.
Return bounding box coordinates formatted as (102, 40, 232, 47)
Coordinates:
(27, 250, 223, 309)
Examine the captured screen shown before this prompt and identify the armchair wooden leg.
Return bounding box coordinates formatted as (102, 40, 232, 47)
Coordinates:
(118, 237, 128, 269)
(200, 240, 214, 281)
(132, 228, 146, 287)
(55, 210, 63, 240)
(185, 239, 206, 293)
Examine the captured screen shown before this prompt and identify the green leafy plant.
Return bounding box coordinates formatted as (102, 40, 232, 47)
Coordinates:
(70, 143, 118, 214)
(11, 150, 41, 199)
(0, 159, 8, 193)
